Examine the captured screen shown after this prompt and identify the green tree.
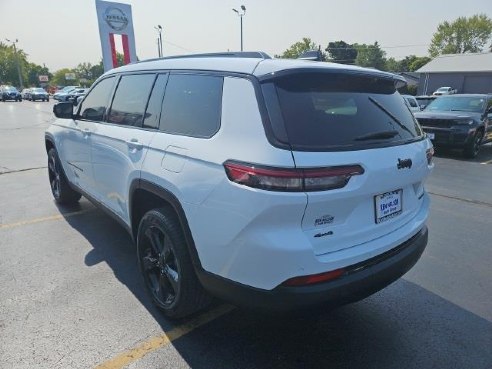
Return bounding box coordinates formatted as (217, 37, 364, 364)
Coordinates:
(408, 56, 431, 71)
(354, 42, 387, 70)
(429, 14, 492, 57)
(385, 57, 400, 72)
(277, 38, 318, 59)
(0, 42, 29, 87)
(325, 40, 357, 64)
(25, 63, 51, 87)
(386, 55, 432, 72)
(51, 68, 78, 87)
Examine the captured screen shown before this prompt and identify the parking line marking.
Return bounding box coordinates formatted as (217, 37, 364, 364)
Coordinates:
(480, 159, 492, 165)
(94, 304, 234, 369)
(0, 166, 47, 175)
(0, 209, 93, 229)
(428, 191, 492, 208)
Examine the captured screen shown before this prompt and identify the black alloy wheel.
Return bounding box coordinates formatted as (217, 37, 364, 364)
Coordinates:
(47, 148, 81, 204)
(464, 130, 483, 158)
(137, 208, 210, 318)
(141, 224, 180, 308)
(48, 150, 61, 199)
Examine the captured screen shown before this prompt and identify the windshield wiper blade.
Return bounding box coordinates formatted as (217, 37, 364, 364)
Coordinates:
(368, 96, 412, 136)
(354, 130, 399, 141)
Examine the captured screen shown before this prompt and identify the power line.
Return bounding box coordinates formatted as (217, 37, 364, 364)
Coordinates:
(162, 39, 194, 53)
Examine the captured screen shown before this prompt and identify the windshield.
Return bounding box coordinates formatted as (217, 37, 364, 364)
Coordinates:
(437, 87, 449, 92)
(33, 88, 45, 92)
(424, 96, 485, 113)
(5, 86, 17, 92)
(262, 72, 423, 151)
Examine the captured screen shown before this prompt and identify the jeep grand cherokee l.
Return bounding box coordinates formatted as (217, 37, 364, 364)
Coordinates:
(415, 94, 492, 158)
(46, 52, 433, 318)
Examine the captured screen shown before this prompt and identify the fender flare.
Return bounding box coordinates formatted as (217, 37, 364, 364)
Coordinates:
(129, 179, 204, 272)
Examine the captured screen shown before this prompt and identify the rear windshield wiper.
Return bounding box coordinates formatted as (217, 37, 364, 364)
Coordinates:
(368, 96, 413, 136)
(354, 130, 399, 141)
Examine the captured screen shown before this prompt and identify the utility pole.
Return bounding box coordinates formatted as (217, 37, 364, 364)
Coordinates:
(232, 5, 246, 51)
(5, 38, 23, 88)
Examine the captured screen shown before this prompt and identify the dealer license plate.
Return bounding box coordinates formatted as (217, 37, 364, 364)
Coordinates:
(427, 132, 435, 140)
(375, 189, 402, 224)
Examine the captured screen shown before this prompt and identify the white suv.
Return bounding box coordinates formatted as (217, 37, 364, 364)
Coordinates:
(46, 52, 433, 318)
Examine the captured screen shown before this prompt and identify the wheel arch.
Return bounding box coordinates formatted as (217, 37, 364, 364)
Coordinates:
(129, 179, 203, 271)
(45, 133, 56, 153)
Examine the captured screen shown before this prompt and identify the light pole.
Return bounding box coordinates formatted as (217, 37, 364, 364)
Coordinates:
(154, 25, 163, 57)
(5, 38, 23, 88)
(232, 5, 246, 51)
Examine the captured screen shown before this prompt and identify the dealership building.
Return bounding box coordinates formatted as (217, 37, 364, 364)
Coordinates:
(416, 52, 492, 95)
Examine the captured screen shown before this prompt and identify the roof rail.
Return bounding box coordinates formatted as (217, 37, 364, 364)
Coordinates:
(139, 51, 271, 64)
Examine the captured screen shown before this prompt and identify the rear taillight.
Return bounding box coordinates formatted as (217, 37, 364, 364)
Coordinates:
(224, 161, 364, 192)
(282, 268, 345, 286)
(426, 147, 434, 165)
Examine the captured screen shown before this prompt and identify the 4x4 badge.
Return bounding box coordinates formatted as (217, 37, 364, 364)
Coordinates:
(397, 158, 412, 169)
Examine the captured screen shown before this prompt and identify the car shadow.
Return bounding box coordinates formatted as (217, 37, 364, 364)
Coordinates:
(61, 205, 492, 369)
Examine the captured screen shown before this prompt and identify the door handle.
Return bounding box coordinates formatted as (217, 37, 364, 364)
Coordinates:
(126, 138, 143, 150)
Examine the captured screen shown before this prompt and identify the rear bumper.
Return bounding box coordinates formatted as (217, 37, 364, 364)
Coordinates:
(198, 226, 428, 312)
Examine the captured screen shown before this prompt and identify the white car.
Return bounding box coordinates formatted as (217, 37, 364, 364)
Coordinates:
(46, 52, 433, 318)
(402, 95, 421, 113)
(433, 87, 457, 96)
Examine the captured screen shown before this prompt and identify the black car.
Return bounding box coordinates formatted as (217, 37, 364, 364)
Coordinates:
(415, 95, 437, 110)
(0, 85, 22, 102)
(414, 94, 492, 158)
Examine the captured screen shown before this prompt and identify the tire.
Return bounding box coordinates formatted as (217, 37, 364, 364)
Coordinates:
(463, 130, 483, 159)
(137, 208, 211, 318)
(47, 148, 81, 205)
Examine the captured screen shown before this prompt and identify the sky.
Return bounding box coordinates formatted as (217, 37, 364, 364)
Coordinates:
(0, 0, 491, 72)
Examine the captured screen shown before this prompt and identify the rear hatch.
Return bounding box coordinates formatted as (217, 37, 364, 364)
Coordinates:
(261, 71, 429, 255)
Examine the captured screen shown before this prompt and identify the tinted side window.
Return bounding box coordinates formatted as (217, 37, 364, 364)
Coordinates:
(160, 74, 223, 138)
(79, 77, 115, 121)
(108, 74, 156, 126)
(143, 74, 168, 129)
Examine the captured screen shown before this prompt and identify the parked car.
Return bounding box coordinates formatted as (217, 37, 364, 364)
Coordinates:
(46, 52, 433, 318)
(414, 94, 492, 158)
(21, 88, 32, 100)
(402, 95, 421, 113)
(53, 86, 80, 101)
(415, 95, 437, 110)
(28, 87, 49, 101)
(432, 87, 457, 96)
(1, 85, 22, 101)
(66, 88, 88, 102)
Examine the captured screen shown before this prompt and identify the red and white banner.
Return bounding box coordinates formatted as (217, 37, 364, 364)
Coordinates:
(95, 0, 137, 72)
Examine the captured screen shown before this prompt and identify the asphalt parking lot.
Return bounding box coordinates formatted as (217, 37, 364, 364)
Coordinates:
(1, 100, 491, 369)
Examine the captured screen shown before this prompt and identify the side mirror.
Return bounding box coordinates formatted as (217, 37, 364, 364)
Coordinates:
(420, 105, 426, 111)
(53, 102, 74, 119)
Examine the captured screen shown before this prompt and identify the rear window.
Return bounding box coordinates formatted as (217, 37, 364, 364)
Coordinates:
(262, 72, 423, 151)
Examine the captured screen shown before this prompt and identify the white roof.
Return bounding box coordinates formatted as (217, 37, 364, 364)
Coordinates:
(108, 55, 397, 80)
(417, 52, 492, 73)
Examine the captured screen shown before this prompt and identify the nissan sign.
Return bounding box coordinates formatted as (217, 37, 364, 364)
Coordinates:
(104, 7, 128, 31)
